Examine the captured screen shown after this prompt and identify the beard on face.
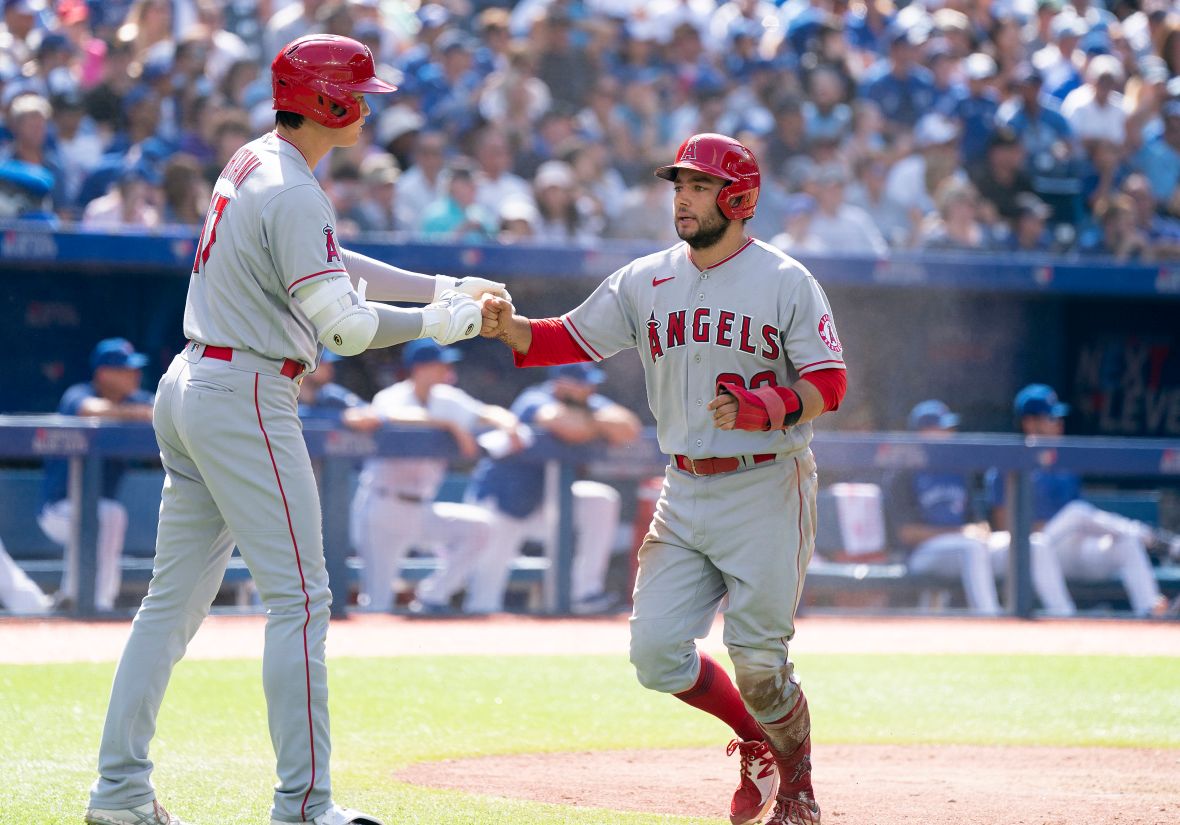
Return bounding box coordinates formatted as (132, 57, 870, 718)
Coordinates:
(676, 201, 731, 249)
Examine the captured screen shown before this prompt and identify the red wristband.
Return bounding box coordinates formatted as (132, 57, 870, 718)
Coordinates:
(513, 317, 594, 368)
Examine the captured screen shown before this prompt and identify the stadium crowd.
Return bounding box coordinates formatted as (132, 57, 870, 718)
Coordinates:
(1, 0, 1180, 259)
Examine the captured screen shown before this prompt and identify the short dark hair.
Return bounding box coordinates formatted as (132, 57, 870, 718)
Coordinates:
(276, 110, 304, 130)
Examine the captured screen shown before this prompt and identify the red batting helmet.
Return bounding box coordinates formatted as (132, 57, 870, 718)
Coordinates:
(272, 35, 397, 129)
(654, 133, 761, 220)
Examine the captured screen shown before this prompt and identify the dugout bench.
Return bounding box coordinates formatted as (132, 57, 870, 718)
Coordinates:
(2, 418, 1179, 619)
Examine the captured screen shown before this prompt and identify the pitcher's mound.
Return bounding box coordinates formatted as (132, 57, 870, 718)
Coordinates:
(397, 743, 1180, 824)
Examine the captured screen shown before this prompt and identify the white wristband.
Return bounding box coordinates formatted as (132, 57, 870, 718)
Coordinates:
(421, 307, 446, 339)
(432, 275, 458, 302)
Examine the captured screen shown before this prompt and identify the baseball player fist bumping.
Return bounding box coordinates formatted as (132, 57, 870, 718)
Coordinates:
(86, 33, 510, 825)
(422, 290, 483, 345)
(484, 133, 847, 825)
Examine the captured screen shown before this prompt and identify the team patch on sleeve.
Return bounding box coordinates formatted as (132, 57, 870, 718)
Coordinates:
(818, 313, 841, 353)
(324, 225, 340, 263)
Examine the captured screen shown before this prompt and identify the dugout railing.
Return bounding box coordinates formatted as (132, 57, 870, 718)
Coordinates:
(1, 415, 1177, 619)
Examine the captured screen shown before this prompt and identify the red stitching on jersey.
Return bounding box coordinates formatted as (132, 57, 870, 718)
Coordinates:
(254, 374, 316, 820)
(274, 131, 312, 166)
(689, 237, 755, 271)
(564, 316, 604, 360)
(287, 269, 347, 293)
(797, 359, 845, 372)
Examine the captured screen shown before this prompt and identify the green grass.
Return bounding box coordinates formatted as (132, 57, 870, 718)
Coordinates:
(2, 653, 1177, 824)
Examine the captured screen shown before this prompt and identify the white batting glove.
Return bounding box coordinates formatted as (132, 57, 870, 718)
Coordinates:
(421, 290, 482, 345)
(434, 274, 511, 303)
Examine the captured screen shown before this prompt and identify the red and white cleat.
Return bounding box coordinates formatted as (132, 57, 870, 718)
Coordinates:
(728, 739, 780, 825)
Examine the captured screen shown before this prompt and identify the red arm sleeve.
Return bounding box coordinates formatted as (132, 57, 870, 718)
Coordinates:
(512, 317, 595, 368)
(800, 367, 847, 413)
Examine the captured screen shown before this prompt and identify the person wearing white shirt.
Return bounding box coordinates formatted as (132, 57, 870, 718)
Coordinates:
(350, 339, 524, 614)
(806, 164, 890, 256)
(1060, 55, 1127, 147)
(395, 130, 449, 235)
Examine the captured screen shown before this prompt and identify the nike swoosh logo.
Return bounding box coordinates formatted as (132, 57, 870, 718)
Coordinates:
(652, 276, 675, 286)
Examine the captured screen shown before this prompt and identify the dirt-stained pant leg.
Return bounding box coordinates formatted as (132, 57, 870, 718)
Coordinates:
(707, 452, 817, 725)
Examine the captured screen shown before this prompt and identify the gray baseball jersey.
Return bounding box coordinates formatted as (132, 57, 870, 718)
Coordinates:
(564, 238, 844, 457)
(89, 130, 348, 822)
(184, 131, 345, 367)
(560, 237, 844, 723)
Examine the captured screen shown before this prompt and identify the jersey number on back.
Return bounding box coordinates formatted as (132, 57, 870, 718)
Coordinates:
(192, 194, 230, 274)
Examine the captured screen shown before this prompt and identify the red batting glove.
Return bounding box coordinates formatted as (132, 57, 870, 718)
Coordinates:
(717, 382, 803, 431)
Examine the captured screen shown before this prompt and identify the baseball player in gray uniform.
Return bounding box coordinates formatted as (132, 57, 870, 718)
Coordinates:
(482, 133, 847, 825)
(84, 36, 501, 825)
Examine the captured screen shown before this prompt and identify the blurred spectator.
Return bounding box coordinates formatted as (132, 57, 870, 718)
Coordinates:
(350, 340, 522, 614)
(885, 112, 967, 221)
(1061, 54, 1129, 149)
(531, 159, 601, 243)
(374, 104, 425, 171)
(998, 62, 1083, 226)
(116, 0, 175, 63)
(498, 196, 540, 243)
(200, 108, 251, 186)
(0, 158, 56, 222)
(1080, 193, 1149, 259)
(1078, 137, 1130, 217)
(466, 363, 641, 615)
(159, 152, 208, 226)
(764, 94, 808, 178)
(472, 124, 534, 217)
(479, 41, 552, 143)
(514, 105, 578, 179)
(802, 65, 853, 146)
(395, 129, 447, 234)
(81, 162, 160, 229)
(568, 139, 628, 227)
(968, 127, 1036, 222)
(770, 192, 823, 255)
(845, 152, 914, 248)
(1116, 173, 1180, 259)
(420, 158, 498, 241)
(416, 29, 483, 139)
(38, 338, 154, 612)
(350, 152, 401, 233)
(2, 94, 63, 208)
(919, 178, 995, 252)
(0, 0, 42, 68)
(858, 24, 937, 136)
(1003, 192, 1056, 252)
(534, 6, 597, 110)
(265, 0, 332, 61)
(1133, 99, 1180, 214)
(49, 86, 105, 214)
(806, 163, 888, 255)
(944, 53, 1001, 166)
(1033, 12, 1087, 99)
(606, 176, 679, 243)
(925, 38, 960, 115)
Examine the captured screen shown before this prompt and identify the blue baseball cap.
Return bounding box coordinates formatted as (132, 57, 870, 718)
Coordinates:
(907, 399, 960, 431)
(402, 338, 462, 368)
(548, 362, 605, 384)
(91, 337, 148, 371)
(1014, 384, 1069, 418)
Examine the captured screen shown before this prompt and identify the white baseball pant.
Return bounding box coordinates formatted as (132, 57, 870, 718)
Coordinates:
(37, 497, 127, 611)
(350, 487, 494, 611)
(0, 535, 52, 614)
(465, 480, 621, 613)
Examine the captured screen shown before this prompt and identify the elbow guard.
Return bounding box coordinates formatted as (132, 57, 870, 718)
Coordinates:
(294, 275, 378, 356)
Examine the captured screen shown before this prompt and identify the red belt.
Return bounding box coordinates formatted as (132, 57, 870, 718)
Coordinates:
(673, 453, 776, 476)
(200, 344, 306, 380)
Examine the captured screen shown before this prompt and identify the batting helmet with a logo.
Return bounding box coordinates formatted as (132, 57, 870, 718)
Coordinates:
(272, 35, 397, 129)
(654, 133, 761, 220)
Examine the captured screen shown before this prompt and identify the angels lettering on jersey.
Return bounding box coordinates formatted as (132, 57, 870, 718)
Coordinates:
(647, 308, 782, 363)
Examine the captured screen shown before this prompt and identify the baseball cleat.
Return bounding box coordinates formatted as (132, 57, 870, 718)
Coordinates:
(271, 803, 384, 825)
(763, 790, 821, 825)
(728, 738, 779, 825)
(84, 800, 187, 825)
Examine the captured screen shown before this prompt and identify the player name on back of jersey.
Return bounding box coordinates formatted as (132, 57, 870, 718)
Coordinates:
(219, 147, 262, 189)
(646, 308, 782, 362)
